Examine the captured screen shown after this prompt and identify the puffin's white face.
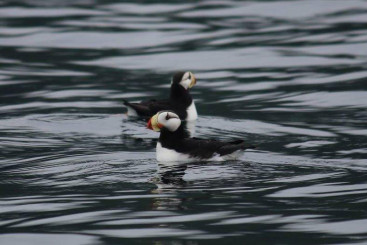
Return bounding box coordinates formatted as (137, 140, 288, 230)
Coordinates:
(147, 111, 181, 132)
(178, 72, 196, 90)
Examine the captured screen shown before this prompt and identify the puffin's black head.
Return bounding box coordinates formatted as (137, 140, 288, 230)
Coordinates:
(172, 71, 197, 90)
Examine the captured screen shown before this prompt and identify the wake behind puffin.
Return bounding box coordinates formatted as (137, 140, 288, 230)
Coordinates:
(147, 111, 256, 162)
(123, 71, 198, 121)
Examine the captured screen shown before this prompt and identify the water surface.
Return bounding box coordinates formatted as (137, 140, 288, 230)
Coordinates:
(1, 0, 367, 244)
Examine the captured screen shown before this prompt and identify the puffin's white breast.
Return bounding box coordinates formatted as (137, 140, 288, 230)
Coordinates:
(156, 143, 243, 162)
(186, 101, 198, 121)
(156, 142, 192, 162)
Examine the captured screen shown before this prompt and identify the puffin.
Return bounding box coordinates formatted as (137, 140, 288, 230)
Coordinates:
(147, 111, 256, 162)
(123, 71, 198, 121)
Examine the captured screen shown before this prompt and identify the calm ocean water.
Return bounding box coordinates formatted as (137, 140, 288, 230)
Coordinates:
(1, 0, 367, 244)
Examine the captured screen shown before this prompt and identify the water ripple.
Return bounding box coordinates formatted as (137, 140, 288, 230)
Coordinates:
(1, 0, 367, 244)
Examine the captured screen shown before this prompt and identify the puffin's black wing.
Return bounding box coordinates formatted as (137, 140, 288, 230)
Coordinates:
(177, 138, 255, 159)
(216, 140, 256, 156)
(123, 99, 171, 117)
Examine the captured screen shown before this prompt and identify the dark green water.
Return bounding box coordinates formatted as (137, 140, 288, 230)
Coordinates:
(1, 0, 367, 244)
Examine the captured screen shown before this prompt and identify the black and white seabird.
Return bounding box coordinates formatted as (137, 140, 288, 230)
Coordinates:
(147, 111, 256, 162)
(123, 71, 198, 121)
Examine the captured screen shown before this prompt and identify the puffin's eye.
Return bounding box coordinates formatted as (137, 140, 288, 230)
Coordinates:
(166, 113, 170, 120)
(188, 73, 191, 80)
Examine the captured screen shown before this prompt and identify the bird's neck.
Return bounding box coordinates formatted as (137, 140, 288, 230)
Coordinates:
(159, 123, 190, 148)
(169, 83, 192, 106)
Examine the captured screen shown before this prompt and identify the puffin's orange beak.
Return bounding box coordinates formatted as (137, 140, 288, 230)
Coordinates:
(147, 118, 153, 130)
(189, 72, 196, 89)
(147, 114, 163, 131)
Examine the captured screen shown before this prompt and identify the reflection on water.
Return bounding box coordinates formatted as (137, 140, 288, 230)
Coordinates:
(156, 162, 188, 187)
(1, 0, 367, 244)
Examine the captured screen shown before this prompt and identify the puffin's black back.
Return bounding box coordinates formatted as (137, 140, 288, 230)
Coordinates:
(123, 71, 193, 119)
(159, 123, 255, 159)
